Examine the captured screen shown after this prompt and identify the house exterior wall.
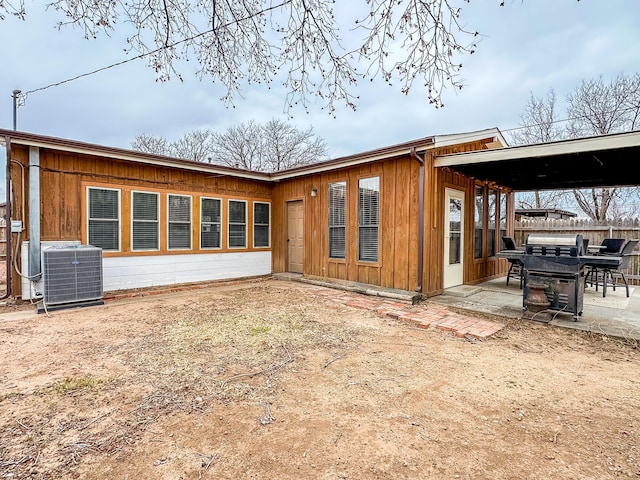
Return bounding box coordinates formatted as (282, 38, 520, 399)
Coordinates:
(272, 154, 421, 291)
(272, 138, 512, 296)
(426, 142, 514, 295)
(7, 134, 511, 299)
(10, 145, 274, 297)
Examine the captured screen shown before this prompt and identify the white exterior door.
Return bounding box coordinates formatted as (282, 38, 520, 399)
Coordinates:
(443, 188, 465, 289)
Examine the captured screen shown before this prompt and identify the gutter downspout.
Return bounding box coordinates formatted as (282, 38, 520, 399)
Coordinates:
(410, 147, 425, 293)
(28, 146, 41, 282)
(1, 136, 12, 299)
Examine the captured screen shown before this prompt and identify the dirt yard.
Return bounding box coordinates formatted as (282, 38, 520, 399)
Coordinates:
(1, 279, 639, 479)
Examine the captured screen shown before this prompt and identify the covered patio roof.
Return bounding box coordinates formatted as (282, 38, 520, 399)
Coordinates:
(435, 130, 640, 191)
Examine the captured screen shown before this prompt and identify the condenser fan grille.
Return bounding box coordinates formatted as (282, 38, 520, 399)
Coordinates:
(42, 246, 103, 306)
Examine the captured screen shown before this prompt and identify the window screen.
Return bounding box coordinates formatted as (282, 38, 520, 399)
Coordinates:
(253, 202, 270, 248)
(228, 200, 246, 248)
(358, 177, 380, 262)
(132, 191, 159, 250)
(488, 188, 497, 257)
(201, 197, 222, 249)
(88, 187, 120, 251)
(328, 182, 346, 259)
(474, 185, 484, 259)
(499, 192, 507, 248)
(168, 194, 192, 249)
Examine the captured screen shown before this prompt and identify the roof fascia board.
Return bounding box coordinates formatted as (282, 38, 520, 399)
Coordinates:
(1, 131, 271, 182)
(435, 130, 640, 167)
(270, 141, 435, 181)
(433, 127, 506, 148)
(4, 127, 514, 183)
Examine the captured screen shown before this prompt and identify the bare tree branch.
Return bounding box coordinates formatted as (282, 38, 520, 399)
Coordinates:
(131, 119, 328, 172)
(3, 0, 486, 113)
(513, 74, 640, 221)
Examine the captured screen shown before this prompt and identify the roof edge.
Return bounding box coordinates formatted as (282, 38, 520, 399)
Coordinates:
(0, 129, 272, 182)
(435, 129, 640, 167)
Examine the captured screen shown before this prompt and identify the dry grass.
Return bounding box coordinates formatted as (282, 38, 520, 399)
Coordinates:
(0, 283, 369, 479)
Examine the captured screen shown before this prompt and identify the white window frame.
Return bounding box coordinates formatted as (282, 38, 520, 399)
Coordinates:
(167, 194, 192, 250)
(253, 201, 271, 248)
(87, 186, 121, 252)
(131, 190, 160, 251)
(228, 199, 247, 249)
(200, 197, 223, 250)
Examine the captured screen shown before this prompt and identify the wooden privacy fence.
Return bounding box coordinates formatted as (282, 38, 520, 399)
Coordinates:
(515, 218, 640, 285)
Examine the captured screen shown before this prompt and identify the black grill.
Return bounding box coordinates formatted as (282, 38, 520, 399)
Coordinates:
(523, 234, 586, 320)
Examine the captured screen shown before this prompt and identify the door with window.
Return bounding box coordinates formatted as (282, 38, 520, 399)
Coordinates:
(444, 188, 465, 288)
(287, 200, 304, 273)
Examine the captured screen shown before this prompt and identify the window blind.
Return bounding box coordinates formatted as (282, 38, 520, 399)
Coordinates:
(358, 177, 379, 262)
(201, 198, 222, 248)
(168, 194, 192, 249)
(228, 200, 246, 248)
(253, 202, 270, 248)
(132, 191, 159, 250)
(88, 187, 120, 251)
(328, 182, 346, 259)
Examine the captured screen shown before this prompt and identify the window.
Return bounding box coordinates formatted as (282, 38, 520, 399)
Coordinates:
(488, 188, 497, 257)
(132, 191, 159, 251)
(358, 177, 380, 262)
(253, 202, 270, 248)
(228, 200, 247, 248)
(499, 192, 507, 250)
(328, 182, 346, 259)
(168, 194, 192, 249)
(88, 187, 120, 251)
(474, 185, 484, 259)
(201, 197, 222, 249)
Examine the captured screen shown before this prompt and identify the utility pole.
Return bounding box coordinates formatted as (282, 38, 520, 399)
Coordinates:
(12, 89, 21, 130)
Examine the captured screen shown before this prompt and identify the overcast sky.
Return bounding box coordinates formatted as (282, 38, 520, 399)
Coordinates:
(1, 1, 639, 199)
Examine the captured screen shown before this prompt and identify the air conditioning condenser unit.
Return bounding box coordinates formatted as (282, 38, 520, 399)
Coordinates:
(41, 245, 104, 312)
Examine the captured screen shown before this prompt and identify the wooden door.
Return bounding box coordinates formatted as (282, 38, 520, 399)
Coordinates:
(443, 188, 465, 288)
(287, 201, 304, 273)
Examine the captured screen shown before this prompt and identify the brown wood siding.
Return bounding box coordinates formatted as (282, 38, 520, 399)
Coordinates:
(9, 145, 273, 296)
(273, 156, 419, 291)
(423, 138, 512, 296)
(8, 135, 511, 298)
(273, 137, 512, 295)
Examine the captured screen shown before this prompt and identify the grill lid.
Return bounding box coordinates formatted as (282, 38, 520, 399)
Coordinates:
(525, 233, 584, 257)
(526, 234, 583, 247)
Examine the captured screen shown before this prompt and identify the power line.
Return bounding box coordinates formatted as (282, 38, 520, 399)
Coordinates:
(12, 4, 639, 139)
(17, 1, 291, 104)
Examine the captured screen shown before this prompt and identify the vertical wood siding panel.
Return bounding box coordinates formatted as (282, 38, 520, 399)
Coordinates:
(369, 267, 380, 286)
(347, 170, 358, 281)
(393, 159, 411, 291)
(308, 176, 322, 277)
(422, 156, 442, 295)
(357, 264, 368, 284)
(381, 160, 396, 288)
(319, 173, 329, 278)
(41, 152, 61, 240)
(62, 172, 80, 240)
(304, 177, 313, 274)
(337, 262, 347, 280)
(271, 185, 286, 273)
(407, 160, 420, 290)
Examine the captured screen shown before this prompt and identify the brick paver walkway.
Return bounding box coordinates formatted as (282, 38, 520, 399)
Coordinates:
(303, 284, 504, 339)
